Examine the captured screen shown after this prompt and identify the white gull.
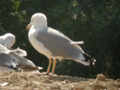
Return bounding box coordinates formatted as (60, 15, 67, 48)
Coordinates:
(26, 13, 96, 74)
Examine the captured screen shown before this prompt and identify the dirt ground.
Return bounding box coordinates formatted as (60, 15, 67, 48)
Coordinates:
(0, 71, 119, 90)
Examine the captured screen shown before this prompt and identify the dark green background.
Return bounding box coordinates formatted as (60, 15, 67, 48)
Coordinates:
(0, 0, 120, 78)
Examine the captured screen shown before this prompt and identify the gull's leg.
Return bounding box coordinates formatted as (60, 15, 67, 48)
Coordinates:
(52, 58, 56, 73)
(47, 58, 52, 74)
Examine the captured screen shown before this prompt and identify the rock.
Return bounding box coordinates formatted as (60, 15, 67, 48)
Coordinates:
(96, 74, 106, 81)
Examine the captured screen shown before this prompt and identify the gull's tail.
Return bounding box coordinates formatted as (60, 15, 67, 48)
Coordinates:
(73, 52, 96, 66)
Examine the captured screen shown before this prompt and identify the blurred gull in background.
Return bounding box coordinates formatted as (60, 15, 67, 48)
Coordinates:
(0, 33, 42, 72)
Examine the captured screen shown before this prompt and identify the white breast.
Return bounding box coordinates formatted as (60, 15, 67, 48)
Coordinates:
(28, 28, 52, 58)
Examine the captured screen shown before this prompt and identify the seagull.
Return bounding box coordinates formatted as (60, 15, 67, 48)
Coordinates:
(0, 44, 42, 72)
(0, 33, 27, 56)
(0, 33, 15, 49)
(26, 13, 96, 74)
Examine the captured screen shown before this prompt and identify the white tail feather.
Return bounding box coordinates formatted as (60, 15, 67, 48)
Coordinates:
(71, 41, 84, 45)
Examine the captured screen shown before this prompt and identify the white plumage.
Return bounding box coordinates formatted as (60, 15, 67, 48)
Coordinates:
(0, 33, 41, 72)
(0, 33, 15, 48)
(27, 13, 95, 74)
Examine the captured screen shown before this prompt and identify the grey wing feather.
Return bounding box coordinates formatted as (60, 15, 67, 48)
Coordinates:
(36, 27, 85, 59)
(9, 53, 36, 67)
(0, 53, 18, 68)
(0, 53, 36, 69)
(0, 44, 38, 71)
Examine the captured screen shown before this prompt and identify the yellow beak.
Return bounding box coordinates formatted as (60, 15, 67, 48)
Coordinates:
(26, 24, 32, 31)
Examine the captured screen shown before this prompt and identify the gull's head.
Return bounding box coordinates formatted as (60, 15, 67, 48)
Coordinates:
(4, 33, 15, 39)
(2, 33, 16, 48)
(26, 13, 47, 30)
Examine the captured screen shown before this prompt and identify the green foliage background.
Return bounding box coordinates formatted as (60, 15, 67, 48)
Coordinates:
(0, 0, 120, 78)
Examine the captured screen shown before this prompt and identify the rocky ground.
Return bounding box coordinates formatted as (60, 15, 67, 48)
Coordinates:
(0, 71, 119, 90)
